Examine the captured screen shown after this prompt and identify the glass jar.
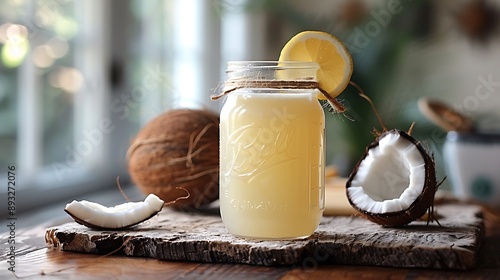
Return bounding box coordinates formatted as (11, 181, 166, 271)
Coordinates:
(218, 61, 325, 239)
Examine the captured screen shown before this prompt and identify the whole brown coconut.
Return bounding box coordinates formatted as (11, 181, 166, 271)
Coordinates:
(127, 109, 219, 210)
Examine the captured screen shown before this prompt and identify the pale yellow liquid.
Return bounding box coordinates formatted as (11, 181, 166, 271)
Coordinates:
(219, 90, 325, 239)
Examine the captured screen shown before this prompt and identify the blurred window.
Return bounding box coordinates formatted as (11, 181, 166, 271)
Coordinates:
(0, 0, 115, 210)
(0, 0, 222, 213)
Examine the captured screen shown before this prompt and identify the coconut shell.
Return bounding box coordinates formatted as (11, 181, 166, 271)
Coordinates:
(127, 109, 219, 210)
(346, 129, 438, 227)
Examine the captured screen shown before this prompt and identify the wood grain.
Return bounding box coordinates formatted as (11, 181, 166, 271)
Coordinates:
(0, 248, 290, 280)
(0, 206, 498, 280)
(44, 203, 484, 270)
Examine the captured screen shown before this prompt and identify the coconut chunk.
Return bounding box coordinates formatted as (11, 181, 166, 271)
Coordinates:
(64, 194, 165, 230)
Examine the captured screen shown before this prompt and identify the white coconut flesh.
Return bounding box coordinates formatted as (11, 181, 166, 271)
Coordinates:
(347, 132, 426, 214)
(65, 194, 165, 229)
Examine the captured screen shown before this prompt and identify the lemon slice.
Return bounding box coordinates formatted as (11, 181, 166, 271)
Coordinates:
(279, 31, 353, 100)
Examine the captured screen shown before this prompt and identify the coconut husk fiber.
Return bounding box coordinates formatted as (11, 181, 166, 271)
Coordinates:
(127, 109, 219, 210)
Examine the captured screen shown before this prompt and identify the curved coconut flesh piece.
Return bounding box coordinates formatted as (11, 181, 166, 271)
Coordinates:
(64, 194, 165, 230)
(346, 129, 437, 227)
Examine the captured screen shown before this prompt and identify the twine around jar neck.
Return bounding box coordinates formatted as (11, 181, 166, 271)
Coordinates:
(210, 80, 346, 113)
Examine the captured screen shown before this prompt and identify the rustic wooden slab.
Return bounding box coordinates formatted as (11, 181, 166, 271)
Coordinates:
(45, 203, 484, 270)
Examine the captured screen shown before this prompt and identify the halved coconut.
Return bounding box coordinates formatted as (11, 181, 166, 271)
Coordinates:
(346, 129, 437, 227)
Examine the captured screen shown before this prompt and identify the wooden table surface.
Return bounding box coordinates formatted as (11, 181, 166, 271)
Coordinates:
(1, 208, 499, 280)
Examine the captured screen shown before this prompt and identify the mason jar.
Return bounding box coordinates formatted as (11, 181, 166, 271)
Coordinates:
(217, 61, 325, 239)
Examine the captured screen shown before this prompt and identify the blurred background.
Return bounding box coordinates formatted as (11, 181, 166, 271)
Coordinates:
(1, 0, 500, 216)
